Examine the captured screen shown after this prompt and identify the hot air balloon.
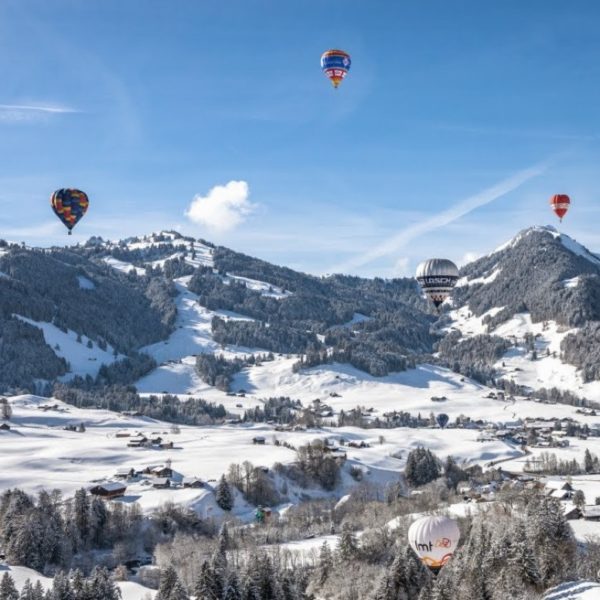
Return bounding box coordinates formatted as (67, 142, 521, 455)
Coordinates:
(436, 413, 449, 429)
(550, 194, 570, 222)
(321, 49, 351, 89)
(51, 189, 89, 235)
(408, 515, 460, 573)
(415, 259, 459, 310)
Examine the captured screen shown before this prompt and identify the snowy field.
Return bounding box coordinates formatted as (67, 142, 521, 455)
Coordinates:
(0, 564, 156, 600)
(0, 393, 523, 517)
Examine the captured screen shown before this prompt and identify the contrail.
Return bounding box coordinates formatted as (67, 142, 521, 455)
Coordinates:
(0, 104, 77, 113)
(329, 160, 549, 274)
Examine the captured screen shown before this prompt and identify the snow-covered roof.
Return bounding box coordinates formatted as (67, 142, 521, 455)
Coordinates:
(94, 482, 126, 492)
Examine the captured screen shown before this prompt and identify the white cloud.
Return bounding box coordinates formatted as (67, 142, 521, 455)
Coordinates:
(328, 160, 549, 274)
(185, 180, 256, 232)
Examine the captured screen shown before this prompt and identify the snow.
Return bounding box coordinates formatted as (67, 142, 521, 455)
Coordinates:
(456, 267, 502, 287)
(544, 581, 600, 600)
(102, 256, 146, 276)
(0, 564, 157, 599)
(14, 315, 123, 379)
(559, 233, 600, 268)
(223, 273, 291, 299)
(77, 275, 96, 290)
(491, 225, 560, 255)
(562, 276, 581, 289)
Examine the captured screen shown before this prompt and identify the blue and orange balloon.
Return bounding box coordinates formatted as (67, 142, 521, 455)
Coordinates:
(321, 49, 351, 89)
(51, 189, 89, 235)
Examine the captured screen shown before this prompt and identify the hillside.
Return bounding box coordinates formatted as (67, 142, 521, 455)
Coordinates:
(2, 226, 600, 404)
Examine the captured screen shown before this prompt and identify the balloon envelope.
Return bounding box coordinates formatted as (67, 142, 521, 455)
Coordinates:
(321, 49, 351, 88)
(415, 258, 459, 309)
(51, 189, 89, 234)
(408, 516, 460, 571)
(550, 194, 570, 222)
(436, 413, 449, 429)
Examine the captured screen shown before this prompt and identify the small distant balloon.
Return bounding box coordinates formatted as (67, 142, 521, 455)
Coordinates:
(408, 515, 460, 573)
(321, 49, 351, 89)
(550, 194, 570, 222)
(436, 413, 449, 429)
(51, 189, 89, 235)
(415, 259, 459, 310)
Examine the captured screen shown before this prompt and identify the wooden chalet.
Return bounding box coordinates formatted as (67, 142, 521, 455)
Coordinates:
(145, 465, 173, 478)
(152, 478, 171, 489)
(252, 436, 266, 445)
(115, 467, 135, 479)
(89, 482, 127, 499)
(182, 477, 203, 488)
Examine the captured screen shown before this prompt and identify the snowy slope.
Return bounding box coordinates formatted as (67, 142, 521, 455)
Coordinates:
(0, 565, 157, 600)
(15, 315, 124, 379)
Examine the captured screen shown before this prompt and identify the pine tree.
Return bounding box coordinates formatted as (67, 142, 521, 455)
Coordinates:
(168, 581, 189, 600)
(155, 566, 179, 600)
(317, 541, 333, 585)
(48, 572, 73, 600)
(19, 580, 34, 600)
(222, 573, 242, 600)
(193, 561, 220, 600)
(0, 573, 18, 600)
(73, 488, 90, 550)
(215, 475, 233, 511)
(86, 567, 120, 600)
(584, 449, 594, 473)
(31, 582, 44, 600)
(337, 524, 359, 562)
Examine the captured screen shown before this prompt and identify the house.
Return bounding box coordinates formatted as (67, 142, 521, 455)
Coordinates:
(89, 482, 127, 499)
(348, 441, 370, 449)
(160, 441, 174, 450)
(115, 431, 131, 438)
(150, 436, 163, 445)
(564, 506, 582, 520)
(145, 465, 173, 478)
(0, 423, 10, 431)
(115, 467, 135, 479)
(252, 436, 266, 445)
(152, 478, 171, 489)
(127, 435, 148, 448)
(182, 477, 203, 488)
(582, 506, 600, 521)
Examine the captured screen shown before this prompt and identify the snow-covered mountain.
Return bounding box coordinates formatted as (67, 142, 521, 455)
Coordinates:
(2, 226, 600, 403)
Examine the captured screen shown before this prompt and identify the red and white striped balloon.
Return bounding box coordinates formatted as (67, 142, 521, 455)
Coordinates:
(550, 194, 570, 222)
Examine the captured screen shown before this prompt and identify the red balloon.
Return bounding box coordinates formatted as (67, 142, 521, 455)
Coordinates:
(550, 194, 570, 222)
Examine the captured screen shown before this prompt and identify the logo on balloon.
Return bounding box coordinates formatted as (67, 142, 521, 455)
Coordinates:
(434, 537, 452, 548)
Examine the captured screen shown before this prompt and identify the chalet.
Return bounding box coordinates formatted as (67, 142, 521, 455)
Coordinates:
(564, 506, 582, 520)
(0, 423, 10, 431)
(152, 478, 171, 489)
(160, 441, 174, 450)
(582, 506, 600, 521)
(150, 436, 163, 445)
(348, 440, 370, 449)
(127, 435, 148, 448)
(89, 482, 127, 499)
(145, 465, 173, 478)
(115, 431, 131, 438)
(252, 436, 266, 445)
(115, 467, 135, 479)
(182, 477, 203, 488)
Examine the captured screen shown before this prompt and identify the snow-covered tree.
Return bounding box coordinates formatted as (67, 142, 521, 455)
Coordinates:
(0, 573, 18, 600)
(215, 475, 233, 511)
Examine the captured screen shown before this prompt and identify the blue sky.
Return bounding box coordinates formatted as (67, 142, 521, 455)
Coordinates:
(1, 0, 600, 277)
